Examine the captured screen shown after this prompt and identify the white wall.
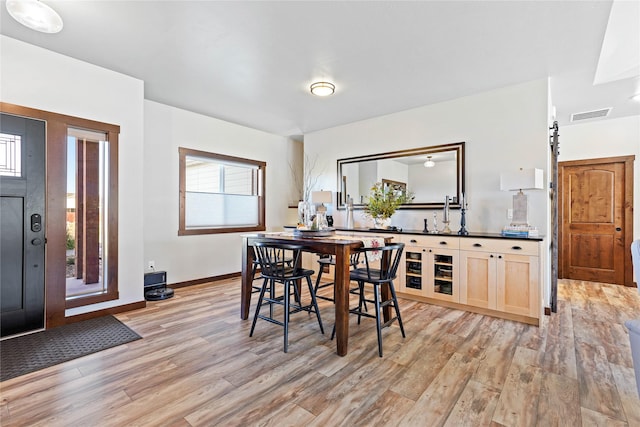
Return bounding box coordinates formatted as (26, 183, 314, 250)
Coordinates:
(143, 101, 295, 284)
(0, 36, 145, 315)
(305, 79, 550, 234)
(559, 115, 639, 241)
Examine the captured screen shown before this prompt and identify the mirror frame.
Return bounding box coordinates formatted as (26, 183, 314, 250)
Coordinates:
(337, 141, 465, 210)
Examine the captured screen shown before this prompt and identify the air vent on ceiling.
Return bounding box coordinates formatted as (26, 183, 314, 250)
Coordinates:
(570, 108, 611, 122)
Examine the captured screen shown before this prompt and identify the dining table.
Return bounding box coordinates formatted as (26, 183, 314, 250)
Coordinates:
(241, 230, 394, 356)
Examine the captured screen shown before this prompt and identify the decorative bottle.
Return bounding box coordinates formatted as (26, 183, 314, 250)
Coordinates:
(346, 197, 354, 229)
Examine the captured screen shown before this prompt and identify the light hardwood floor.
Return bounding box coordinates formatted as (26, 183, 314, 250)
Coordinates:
(1, 278, 639, 426)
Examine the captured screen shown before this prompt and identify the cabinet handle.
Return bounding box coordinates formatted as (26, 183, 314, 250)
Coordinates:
(410, 239, 417, 243)
(498, 255, 503, 259)
(473, 243, 482, 247)
(512, 246, 522, 250)
(439, 241, 447, 245)
(490, 254, 494, 258)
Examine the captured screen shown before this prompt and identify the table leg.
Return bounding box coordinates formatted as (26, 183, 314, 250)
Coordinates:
(334, 245, 350, 356)
(241, 236, 253, 320)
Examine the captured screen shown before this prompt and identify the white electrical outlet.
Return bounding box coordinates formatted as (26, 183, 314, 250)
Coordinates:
(148, 260, 155, 270)
(507, 209, 513, 219)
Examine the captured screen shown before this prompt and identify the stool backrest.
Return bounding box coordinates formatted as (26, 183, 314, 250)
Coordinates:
(357, 243, 405, 282)
(253, 242, 303, 280)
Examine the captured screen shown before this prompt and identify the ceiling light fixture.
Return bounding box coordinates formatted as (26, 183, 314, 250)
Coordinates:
(424, 156, 435, 168)
(310, 81, 335, 97)
(631, 93, 640, 102)
(6, 0, 63, 34)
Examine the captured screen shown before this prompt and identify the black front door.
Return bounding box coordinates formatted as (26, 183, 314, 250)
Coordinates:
(1, 113, 46, 337)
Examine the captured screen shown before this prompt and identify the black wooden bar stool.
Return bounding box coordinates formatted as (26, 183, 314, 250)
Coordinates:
(250, 254, 293, 294)
(333, 243, 405, 357)
(250, 241, 324, 353)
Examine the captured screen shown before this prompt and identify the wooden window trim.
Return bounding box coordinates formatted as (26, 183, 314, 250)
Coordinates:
(178, 147, 266, 235)
(0, 102, 120, 326)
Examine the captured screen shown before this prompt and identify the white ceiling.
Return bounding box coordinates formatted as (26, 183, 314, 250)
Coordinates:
(1, 1, 639, 137)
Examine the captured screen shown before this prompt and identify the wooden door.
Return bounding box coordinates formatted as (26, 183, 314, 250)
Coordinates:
(0, 113, 46, 337)
(559, 156, 634, 285)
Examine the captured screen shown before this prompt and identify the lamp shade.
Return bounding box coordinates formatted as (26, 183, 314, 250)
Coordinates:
(423, 156, 435, 168)
(500, 168, 544, 191)
(312, 191, 332, 204)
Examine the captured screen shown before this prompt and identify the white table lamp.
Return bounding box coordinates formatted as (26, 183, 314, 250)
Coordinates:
(312, 191, 332, 213)
(500, 168, 544, 227)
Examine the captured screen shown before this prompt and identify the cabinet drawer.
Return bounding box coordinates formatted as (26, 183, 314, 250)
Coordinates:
(402, 235, 460, 249)
(460, 238, 538, 256)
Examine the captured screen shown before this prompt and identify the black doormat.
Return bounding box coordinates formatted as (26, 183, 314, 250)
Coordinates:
(0, 315, 141, 382)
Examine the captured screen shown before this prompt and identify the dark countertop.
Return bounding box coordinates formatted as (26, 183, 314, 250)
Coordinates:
(333, 227, 545, 241)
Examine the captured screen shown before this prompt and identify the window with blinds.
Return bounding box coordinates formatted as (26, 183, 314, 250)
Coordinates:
(179, 148, 265, 235)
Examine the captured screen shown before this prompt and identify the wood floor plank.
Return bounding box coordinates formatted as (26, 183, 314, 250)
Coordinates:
(535, 371, 581, 427)
(609, 362, 640, 425)
(398, 352, 479, 426)
(572, 309, 634, 368)
(446, 310, 484, 338)
(491, 346, 543, 427)
(442, 379, 501, 427)
(456, 315, 501, 359)
(472, 320, 524, 390)
(575, 340, 625, 421)
(303, 358, 406, 426)
(1, 278, 638, 426)
(113, 379, 236, 427)
(580, 407, 628, 427)
(543, 329, 578, 380)
(345, 389, 416, 427)
(388, 329, 464, 401)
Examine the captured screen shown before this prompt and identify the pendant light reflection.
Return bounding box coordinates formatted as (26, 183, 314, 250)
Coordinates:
(6, 0, 63, 33)
(310, 81, 335, 97)
(424, 156, 435, 168)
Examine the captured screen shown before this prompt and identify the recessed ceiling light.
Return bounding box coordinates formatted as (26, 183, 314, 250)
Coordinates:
(310, 82, 335, 97)
(6, 0, 63, 34)
(631, 93, 640, 102)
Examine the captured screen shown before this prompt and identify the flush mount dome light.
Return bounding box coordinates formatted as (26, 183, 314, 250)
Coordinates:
(424, 156, 435, 168)
(6, 0, 63, 33)
(310, 81, 335, 96)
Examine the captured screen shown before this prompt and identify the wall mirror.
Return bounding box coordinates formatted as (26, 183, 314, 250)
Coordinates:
(337, 142, 465, 210)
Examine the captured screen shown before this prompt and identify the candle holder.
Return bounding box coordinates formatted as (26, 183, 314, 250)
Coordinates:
(423, 218, 429, 233)
(442, 195, 451, 234)
(458, 207, 469, 235)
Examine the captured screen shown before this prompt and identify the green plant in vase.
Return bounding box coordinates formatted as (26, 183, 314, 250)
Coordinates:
(364, 182, 412, 228)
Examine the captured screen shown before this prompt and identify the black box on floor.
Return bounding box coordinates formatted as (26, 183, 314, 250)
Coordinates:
(144, 271, 174, 300)
(144, 271, 166, 291)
